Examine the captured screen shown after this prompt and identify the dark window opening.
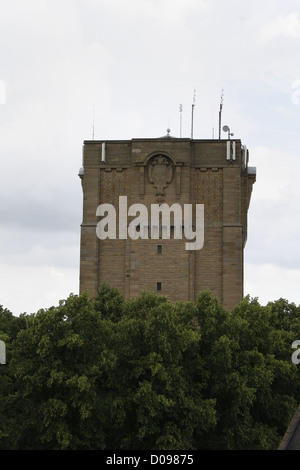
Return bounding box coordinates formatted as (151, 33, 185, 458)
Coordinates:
(157, 245, 162, 254)
(157, 282, 162, 291)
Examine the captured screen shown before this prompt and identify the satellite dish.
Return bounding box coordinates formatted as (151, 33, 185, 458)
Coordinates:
(223, 124, 234, 139)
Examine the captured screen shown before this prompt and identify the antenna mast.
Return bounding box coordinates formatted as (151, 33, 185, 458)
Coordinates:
(191, 89, 196, 139)
(92, 105, 95, 140)
(179, 104, 183, 138)
(218, 88, 224, 139)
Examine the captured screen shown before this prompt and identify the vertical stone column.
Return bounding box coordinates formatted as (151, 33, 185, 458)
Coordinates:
(222, 166, 243, 310)
(79, 143, 101, 297)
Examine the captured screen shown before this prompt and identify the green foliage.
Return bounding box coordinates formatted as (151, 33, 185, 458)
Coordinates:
(0, 287, 300, 450)
(108, 292, 216, 449)
(94, 282, 124, 322)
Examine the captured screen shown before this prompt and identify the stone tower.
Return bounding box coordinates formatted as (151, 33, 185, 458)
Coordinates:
(78, 133, 256, 311)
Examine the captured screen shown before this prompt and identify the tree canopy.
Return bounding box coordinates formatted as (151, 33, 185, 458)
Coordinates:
(1, 284, 300, 450)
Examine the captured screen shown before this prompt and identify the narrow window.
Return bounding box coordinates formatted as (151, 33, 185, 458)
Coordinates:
(157, 282, 162, 291)
(157, 245, 162, 254)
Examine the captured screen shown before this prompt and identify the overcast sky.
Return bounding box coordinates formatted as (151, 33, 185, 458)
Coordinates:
(1, 0, 300, 315)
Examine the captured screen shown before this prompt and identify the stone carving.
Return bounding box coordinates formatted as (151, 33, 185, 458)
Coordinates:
(148, 155, 173, 202)
(100, 169, 129, 208)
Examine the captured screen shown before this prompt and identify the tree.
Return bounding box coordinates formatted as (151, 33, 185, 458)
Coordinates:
(1, 287, 300, 450)
(94, 282, 124, 322)
(195, 295, 300, 449)
(104, 292, 216, 449)
(4, 293, 116, 449)
(0, 305, 25, 448)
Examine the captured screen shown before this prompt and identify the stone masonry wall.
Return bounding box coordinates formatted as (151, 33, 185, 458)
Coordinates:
(79, 137, 255, 311)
